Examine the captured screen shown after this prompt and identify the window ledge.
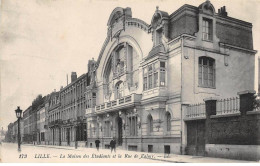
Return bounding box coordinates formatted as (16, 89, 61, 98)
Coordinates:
(126, 136, 139, 138)
(103, 137, 113, 139)
(210, 112, 241, 118)
(246, 110, 260, 115)
(143, 86, 166, 92)
(198, 85, 216, 89)
(202, 39, 213, 43)
(184, 117, 206, 121)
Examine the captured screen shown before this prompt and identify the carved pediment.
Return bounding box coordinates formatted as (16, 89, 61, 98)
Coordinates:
(198, 0, 216, 16)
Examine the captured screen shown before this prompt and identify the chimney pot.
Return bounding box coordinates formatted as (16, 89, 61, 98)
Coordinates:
(71, 72, 77, 83)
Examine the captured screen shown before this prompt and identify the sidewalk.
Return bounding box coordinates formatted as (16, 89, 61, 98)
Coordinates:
(23, 144, 258, 163)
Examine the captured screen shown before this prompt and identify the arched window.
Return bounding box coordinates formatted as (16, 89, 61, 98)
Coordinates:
(166, 112, 171, 131)
(147, 114, 153, 134)
(199, 56, 215, 88)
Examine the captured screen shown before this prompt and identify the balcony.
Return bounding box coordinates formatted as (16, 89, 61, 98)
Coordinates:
(95, 93, 142, 114)
(85, 107, 95, 116)
(142, 86, 168, 101)
(48, 119, 63, 127)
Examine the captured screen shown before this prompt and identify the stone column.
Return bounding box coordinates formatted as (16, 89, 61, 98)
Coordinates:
(237, 90, 256, 116)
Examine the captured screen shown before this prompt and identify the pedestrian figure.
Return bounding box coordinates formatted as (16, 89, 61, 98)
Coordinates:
(95, 138, 100, 151)
(110, 138, 116, 153)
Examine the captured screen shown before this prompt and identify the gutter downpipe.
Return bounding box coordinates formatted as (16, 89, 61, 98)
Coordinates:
(180, 35, 184, 155)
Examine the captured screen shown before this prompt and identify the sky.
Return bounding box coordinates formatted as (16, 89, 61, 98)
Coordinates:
(0, 0, 259, 130)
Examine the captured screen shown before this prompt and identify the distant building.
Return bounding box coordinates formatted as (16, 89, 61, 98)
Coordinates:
(37, 104, 46, 144)
(5, 123, 14, 142)
(47, 72, 88, 147)
(23, 106, 31, 143)
(9, 119, 23, 144)
(46, 90, 60, 145)
(258, 57, 260, 94)
(0, 127, 6, 142)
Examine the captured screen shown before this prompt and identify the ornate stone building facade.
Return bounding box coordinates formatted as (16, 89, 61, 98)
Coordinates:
(58, 73, 87, 147)
(86, 1, 256, 154)
(46, 90, 61, 145)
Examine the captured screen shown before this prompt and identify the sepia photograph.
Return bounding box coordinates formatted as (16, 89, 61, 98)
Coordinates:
(0, 0, 259, 163)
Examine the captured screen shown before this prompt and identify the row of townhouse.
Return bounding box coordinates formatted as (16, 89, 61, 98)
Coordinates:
(5, 69, 90, 146)
(5, 0, 259, 160)
(5, 121, 23, 143)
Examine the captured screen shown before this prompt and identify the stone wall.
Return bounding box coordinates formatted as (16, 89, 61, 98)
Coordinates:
(203, 91, 260, 161)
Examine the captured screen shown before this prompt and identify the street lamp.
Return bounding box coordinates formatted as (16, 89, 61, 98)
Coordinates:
(15, 106, 23, 152)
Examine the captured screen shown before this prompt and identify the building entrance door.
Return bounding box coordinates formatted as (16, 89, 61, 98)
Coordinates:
(117, 117, 123, 146)
(186, 120, 206, 156)
(59, 128, 61, 146)
(67, 128, 70, 146)
(52, 129, 55, 145)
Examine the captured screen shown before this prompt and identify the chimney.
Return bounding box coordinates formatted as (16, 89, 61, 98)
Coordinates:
(218, 6, 228, 17)
(71, 72, 77, 83)
(67, 74, 68, 85)
(54, 89, 56, 92)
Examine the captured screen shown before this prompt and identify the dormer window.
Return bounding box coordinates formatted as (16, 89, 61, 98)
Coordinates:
(155, 28, 163, 46)
(202, 18, 213, 41)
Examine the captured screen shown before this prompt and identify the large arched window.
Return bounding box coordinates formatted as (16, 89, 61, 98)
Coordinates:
(104, 58, 113, 98)
(198, 56, 215, 88)
(166, 112, 171, 131)
(127, 44, 139, 89)
(114, 45, 125, 75)
(111, 43, 139, 88)
(147, 114, 153, 134)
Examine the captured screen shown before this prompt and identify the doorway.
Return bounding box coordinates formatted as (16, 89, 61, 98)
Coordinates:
(117, 117, 123, 146)
(186, 120, 206, 156)
(67, 128, 70, 146)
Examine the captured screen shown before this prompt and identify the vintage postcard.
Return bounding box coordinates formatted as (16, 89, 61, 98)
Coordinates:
(0, 0, 259, 163)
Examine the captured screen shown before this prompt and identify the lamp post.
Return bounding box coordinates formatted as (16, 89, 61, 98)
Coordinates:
(15, 106, 22, 152)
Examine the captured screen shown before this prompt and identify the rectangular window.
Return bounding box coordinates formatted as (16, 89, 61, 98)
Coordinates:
(143, 77, 147, 90)
(160, 71, 165, 86)
(143, 61, 166, 90)
(199, 57, 215, 88)
(199, 59, 202, 85)
(148, 74, 153, 89)
(154, 72, 158, 87)
(155, 28, 163, 46)
(104, 121, 111, 137)
(128, 116, 137, 136)
(202, 18, 212, 41)
(160, 62, 165, 68)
